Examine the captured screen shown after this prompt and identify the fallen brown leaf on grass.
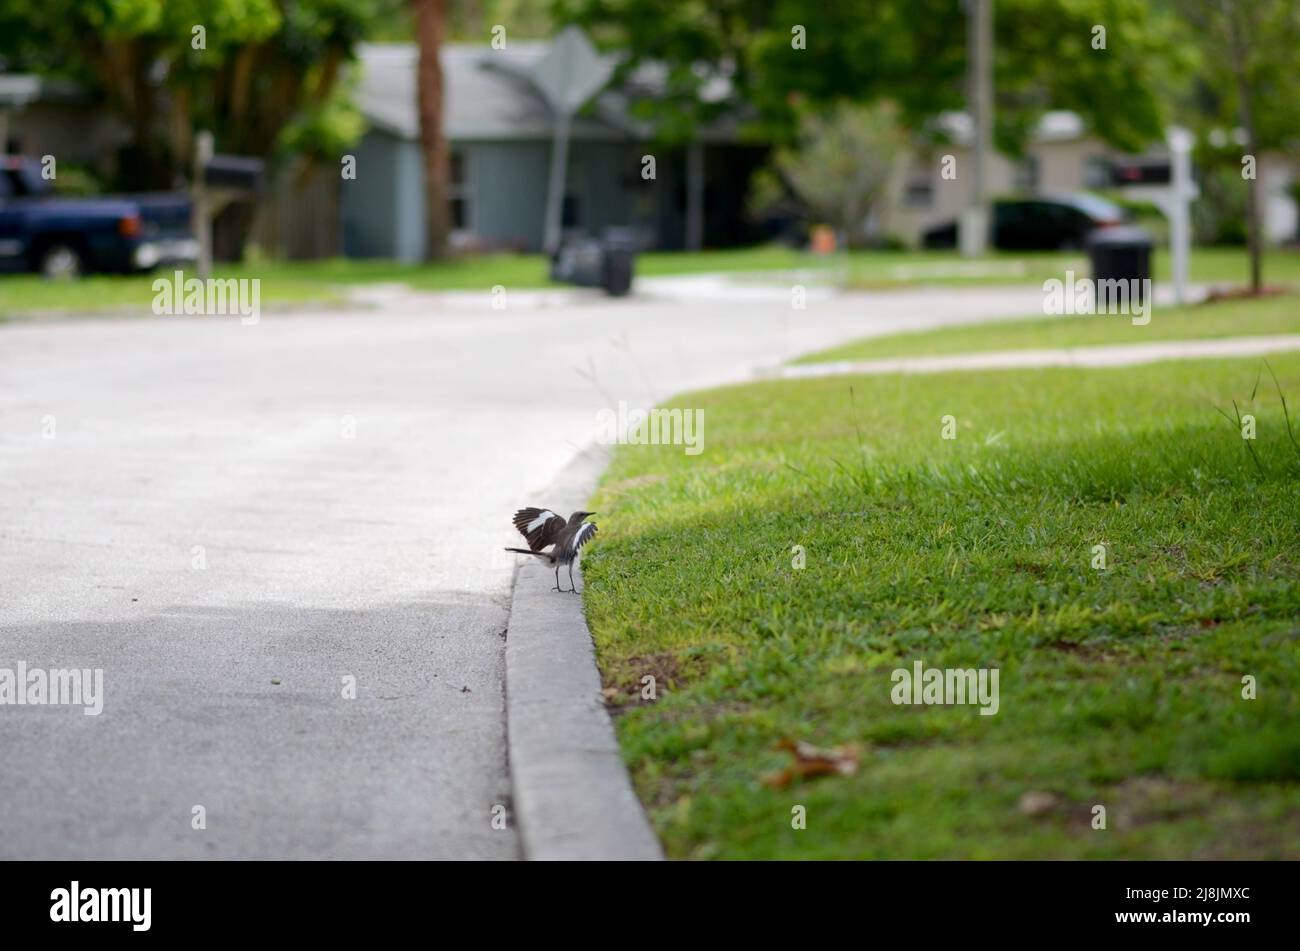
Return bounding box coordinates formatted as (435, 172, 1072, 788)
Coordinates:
(761, 738, 861, 789)
(1017, 790, 1060, 816)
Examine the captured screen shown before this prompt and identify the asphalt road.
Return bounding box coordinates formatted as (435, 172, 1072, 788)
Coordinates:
(0, 277, 1049, 859)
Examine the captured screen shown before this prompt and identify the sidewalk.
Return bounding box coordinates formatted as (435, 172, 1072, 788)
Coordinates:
(764, 334, 1300, 380)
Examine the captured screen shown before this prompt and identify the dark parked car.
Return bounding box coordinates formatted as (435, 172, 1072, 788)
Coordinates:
(0, 156, 197, 278)
(922, 193, 1127, 251)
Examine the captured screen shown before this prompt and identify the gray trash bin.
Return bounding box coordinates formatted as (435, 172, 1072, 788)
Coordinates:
(1086, 226, 1153, 305)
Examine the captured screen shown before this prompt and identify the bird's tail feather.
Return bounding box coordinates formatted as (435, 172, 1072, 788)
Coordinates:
(504, 547, 553, 561)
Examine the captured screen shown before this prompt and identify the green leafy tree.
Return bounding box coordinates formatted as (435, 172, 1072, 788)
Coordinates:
(555, 0, 1181, 154)
(1, 0, 393, 189)
(754, 101, 910, 248)
(1175, 0, 1300, 292)
(2, 1, 275, 185)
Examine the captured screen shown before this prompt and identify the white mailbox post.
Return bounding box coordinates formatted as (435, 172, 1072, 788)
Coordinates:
(190, 131, 265, 280)
(1113, 127, 1199, 306)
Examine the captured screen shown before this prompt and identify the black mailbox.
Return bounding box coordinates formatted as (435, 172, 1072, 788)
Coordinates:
(1109, 158, 1172, 186)
(203, 155, 264, 193)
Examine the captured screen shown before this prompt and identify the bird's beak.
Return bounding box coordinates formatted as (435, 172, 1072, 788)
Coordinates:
(587, 512, 597, 517)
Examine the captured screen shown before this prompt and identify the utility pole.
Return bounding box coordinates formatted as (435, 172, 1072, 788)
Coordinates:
(960, 0, 993, 257)
(543, 111, 572, 255)
(192, 130, 214, 280)
(685, 141, 704, 252)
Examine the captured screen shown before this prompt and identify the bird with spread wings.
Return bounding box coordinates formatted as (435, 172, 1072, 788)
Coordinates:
(504, 508, 598, 593)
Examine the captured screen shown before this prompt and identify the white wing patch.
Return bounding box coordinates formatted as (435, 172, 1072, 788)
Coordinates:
(567, 521, 597, 555)
(527, 510, 559, 532)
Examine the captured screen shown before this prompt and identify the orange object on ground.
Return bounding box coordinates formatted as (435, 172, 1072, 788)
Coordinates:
(810, 225, 837, 255)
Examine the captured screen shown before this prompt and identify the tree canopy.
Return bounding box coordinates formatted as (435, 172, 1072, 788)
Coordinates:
(0, 0, 398, 186)
(555, 0, 1183, 152)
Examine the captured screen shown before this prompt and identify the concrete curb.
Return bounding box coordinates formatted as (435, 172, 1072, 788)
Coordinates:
(765, 333, 1300, 381)
(504, 444, 664, 861)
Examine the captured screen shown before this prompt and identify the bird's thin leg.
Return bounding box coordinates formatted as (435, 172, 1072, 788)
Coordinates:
(553, 563, 564, 592)
(568, 562, 578, 594)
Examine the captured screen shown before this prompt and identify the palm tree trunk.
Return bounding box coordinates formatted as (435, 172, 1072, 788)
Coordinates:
(411, 0, 450, 261)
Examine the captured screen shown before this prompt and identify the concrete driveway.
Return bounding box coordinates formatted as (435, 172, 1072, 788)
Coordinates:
(0, 278, 1049, 858)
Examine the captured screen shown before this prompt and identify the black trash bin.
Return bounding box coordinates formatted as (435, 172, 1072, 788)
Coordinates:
(599, 228, 636, 297)
(550, 229, 637, 297)
(1085, 226, 1153, 305)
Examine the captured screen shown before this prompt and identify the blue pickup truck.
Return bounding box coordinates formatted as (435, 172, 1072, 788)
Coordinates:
(0, 156, 197, 278)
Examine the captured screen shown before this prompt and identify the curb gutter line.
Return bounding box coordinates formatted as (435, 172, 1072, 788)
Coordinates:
(503, 445, 664, 861)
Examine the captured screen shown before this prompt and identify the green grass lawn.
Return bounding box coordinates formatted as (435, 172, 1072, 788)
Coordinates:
(646, 246, 1300, 289)
(648, 246, 1300, 289)
(796, 293, 1300, 365)
(638, 246, 1300, 290)
(280, 254, 553, 291)
(0, 265, 341, 318)
(0, 256, 551, 318)
(4, 246, 1299, 318)
(582, 354, 1300, 859)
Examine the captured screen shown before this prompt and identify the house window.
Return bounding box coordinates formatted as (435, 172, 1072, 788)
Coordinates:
(1013, 155, 1040, 190)
(904, 169, 935, 208)
(562, 194, 580, 228)
(1083, 155, 1111, 189)
(449, 151, 469, 230)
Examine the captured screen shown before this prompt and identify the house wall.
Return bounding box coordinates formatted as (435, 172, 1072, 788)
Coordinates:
(339, 132, 426, 261)
(891, 149, 1012, 246)
(567, 141, 642, 240)
(5, 102, 129, 176)
(453, 139, 768, 252)
(393, 139, 426, 261)
(1035, 139, 1111, 192)
(353, 138, 662, 255)
(891, 139, 1118, 246)
(462, 139, 648, 251)
(342, 131, 403, 258)
(341, 133, 769, 257)
(1261, 154, 1298, 245)
(461, 140, 551, 251)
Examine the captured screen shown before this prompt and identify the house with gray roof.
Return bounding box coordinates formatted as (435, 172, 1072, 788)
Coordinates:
(341, 39, 768, 260)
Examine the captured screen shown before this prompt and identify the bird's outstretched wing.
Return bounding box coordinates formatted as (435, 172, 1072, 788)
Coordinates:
(560, 520, 598, 559)
(512, 507, 566, 551)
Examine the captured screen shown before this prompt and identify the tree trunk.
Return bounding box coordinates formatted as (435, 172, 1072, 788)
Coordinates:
(412, 0, 450, 261)
(99, 38, 168, 189)
(1224, 0, 1263, 294)
(1244, 144, 1263, 294)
